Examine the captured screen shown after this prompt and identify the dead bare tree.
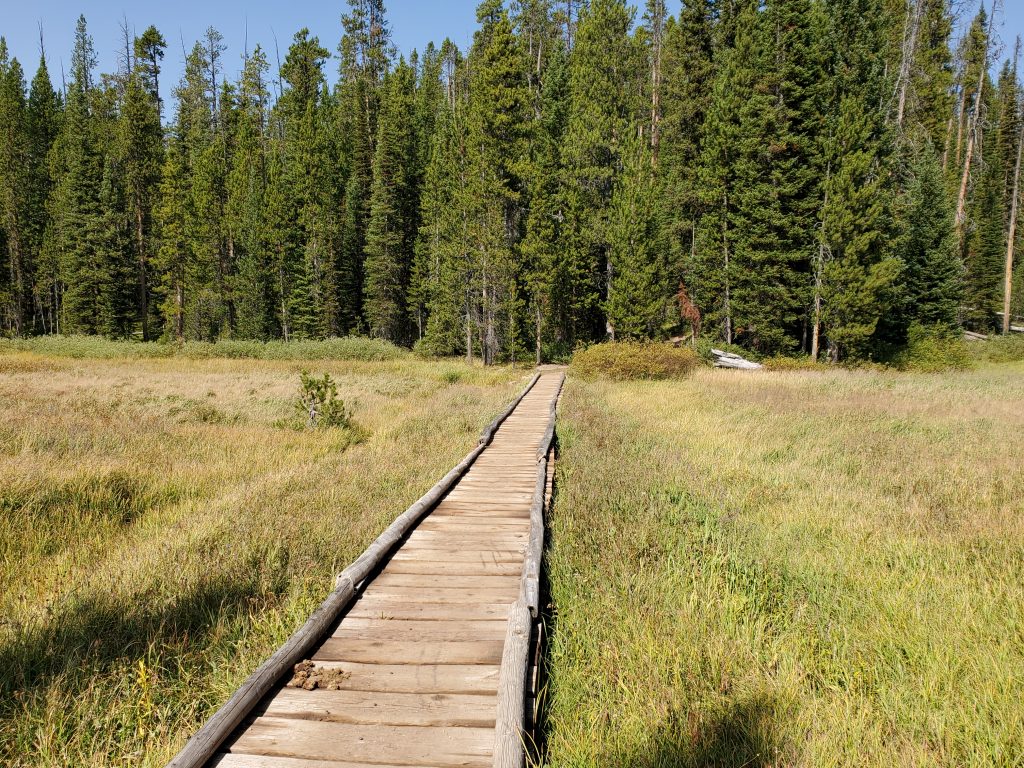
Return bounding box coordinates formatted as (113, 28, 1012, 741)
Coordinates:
(1004, 39, 1023, 334)
(956, 0, 1000, 246)
(895, 0, 926, 128)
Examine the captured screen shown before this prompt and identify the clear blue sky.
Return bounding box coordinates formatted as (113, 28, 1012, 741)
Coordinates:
(1, 0, 480, 108)
(2, 0, 1023, 113)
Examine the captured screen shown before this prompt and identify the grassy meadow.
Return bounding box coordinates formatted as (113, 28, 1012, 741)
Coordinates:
(0, 338, 524, 767)
(543, 362, 1024, 767)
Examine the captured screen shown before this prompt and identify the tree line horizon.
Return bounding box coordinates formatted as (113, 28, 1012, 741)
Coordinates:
(0, 0, 1021, 364)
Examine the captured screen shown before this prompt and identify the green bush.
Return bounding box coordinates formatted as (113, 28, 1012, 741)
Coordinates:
(570, 341, 700, 381)
(295, 372, 351, 429)
(900, 324, 974, 372)
(969, 333, 1024, 363)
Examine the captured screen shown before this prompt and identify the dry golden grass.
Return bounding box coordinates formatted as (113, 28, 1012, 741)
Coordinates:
(0, 345, 524, 767)
(543, 363, 1024, 767)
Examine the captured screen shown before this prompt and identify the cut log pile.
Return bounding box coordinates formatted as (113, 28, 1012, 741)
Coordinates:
(711, 349, 763, 369)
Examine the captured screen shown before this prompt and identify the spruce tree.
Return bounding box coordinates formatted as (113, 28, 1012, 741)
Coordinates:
(228, 47, 274, 340)
(117, 31, 165, 339)
(465, 0, 532, 363)
(605, 132, 664, 337)
(154, 137, 189, 339)
(814, 0, 901, 360)
(0, 40, 30, 335)
(901, 145, 961, 329)
(278, 29, 337, 338)
(659, 0, 714, 293)
(521, 42, 569, 362)
(49, 16, 109, 335)
(416, 42, 473, 357)
(25, 53, 61, 334)
(336, 0, 394, 333)
(364, 59, 418, 342)
(562, 0, 643, 342)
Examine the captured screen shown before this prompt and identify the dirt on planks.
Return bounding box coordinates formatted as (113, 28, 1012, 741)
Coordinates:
(286, 660, 351, 691)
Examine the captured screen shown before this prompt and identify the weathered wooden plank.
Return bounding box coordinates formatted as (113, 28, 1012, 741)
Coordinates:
(345, 600, 511, 622)
(211, 755, 442, 768)
(314, 637, 504, 665)
(256, 688, 496, 728)
(332, 618, 507, 641)
(288, 661, 501, 694)
(383, 560, 522, 576)
(226, 717, 493, 767)
(358, 586, 519, 603)
(395, 545, 526, 557)
(388, 549, 524, 563)
(371, 574, 520, 590)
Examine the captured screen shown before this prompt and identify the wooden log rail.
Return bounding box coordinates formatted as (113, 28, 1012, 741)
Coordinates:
(166, 369, 564, 768)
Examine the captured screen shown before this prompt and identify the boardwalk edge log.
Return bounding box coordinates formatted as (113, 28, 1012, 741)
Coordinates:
(494, 371, 565, 768)
(165, 372, 542, 768)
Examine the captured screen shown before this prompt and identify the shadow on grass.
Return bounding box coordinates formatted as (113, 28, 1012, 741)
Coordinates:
(0, 573, 272, 721)
(537, 433, 787, 767)
(615, 694, 786, 768)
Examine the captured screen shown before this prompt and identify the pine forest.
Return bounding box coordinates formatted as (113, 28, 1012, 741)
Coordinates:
(0, 0, 1022, 364)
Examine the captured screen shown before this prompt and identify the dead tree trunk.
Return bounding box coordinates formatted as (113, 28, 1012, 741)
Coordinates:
(1005, 78, 1023, 334)
(956, 1, 999, 245)
(895, 0, 925, 128)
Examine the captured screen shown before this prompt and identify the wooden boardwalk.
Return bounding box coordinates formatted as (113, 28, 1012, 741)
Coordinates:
(169, 370, 563, 768)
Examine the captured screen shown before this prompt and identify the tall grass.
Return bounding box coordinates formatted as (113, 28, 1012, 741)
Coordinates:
(543, 363, 1024, 767)
(0, 335, 407, 361)
(0, 346, 524, 766)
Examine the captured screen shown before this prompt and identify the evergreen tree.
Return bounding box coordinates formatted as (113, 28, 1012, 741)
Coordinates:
(562, 0, 643, 342)
(416, 42, 473, 357)
(364, 59, 418, 342)
(117, 30, 165, 339)
(605, 132, 664, 337)
(521, 41, 569, 361)
(25, 53, 62, 334)
(901, 145, 961, 329)
(49, 16, 110, 335)
(154, 137, 189, 339)
(278, 29, 338, 338)
(228, 46, 274, 340)
(814, 0, 901, 360)
(0, 40, 30, 335)
(465, 0, 532, 363)
(336, 0, 394, 333)
(659, 0, 714, 293)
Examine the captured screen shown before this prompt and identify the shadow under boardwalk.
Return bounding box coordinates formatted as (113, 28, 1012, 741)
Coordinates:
(209, 371, 565, 768)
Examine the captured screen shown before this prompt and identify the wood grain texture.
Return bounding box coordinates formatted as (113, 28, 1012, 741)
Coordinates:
(178, 371, 564, 768)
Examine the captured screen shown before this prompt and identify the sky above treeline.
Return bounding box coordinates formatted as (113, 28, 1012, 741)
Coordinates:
(3, 0, 1023, 115)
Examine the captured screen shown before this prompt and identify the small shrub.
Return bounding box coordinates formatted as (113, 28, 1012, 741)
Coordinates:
(440, 368, 464, 384)
(570, 341, 699, 381)
(296, 371, 351, 429)
(900, 324, 974, 372)
(970, 333, 1024, 363)
(763, 355, 828, 372)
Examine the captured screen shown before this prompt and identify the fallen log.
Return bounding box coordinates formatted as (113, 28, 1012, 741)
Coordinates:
(711, 349, 762, 370)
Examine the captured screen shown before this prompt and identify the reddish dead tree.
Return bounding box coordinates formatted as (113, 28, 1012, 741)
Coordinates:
(677, 282, 701, 344)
